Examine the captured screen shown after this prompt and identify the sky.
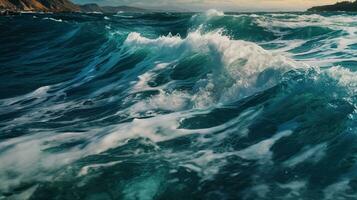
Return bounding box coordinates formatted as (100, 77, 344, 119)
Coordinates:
(72, 0, 342, 11)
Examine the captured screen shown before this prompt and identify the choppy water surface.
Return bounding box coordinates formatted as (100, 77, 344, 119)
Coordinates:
(0, 10, 356, 200)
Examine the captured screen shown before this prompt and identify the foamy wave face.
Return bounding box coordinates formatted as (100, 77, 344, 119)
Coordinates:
(124, 30, 301, 108)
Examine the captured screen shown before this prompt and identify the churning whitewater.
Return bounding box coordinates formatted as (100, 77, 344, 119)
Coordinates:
(0, 10, 356, 200)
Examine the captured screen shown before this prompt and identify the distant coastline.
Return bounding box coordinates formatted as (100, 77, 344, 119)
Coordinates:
(308, 1, 357, 12)
(3, 0, 357, 16)
(0, 0, 145, 15)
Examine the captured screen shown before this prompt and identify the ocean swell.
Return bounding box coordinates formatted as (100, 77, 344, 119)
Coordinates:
(0, 10, 356, 200)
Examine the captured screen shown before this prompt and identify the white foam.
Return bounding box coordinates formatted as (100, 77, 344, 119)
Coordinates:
(279, 180, 306, 190)
(92, 112, 184, 153)
(78, 161, 122, 176)
(127, 91, 191, 114)
(324, 180, 355, 200)
(86, 11, 103, 14)
(32, 86, 50, 97)
(324, 66, 357, 95)
(237, 130, 293, 162)
(278, 180, 307, 198)
(43, 17, 63, 22)
(0, 131, 90, 192)
(284, 143, 326, 167)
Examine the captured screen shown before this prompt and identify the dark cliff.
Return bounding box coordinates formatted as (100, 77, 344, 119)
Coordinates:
(0, 0, 145, 13)
(0, 0, 80, 12)
(308, 1, 357, 12)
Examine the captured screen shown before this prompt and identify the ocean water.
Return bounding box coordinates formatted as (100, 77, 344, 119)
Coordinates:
(0, 10, 356, 199)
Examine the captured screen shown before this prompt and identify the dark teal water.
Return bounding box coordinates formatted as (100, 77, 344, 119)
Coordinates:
(0, 10, 356, 200)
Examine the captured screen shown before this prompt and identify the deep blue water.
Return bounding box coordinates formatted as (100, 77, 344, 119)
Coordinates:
(0, 10, 356, 200)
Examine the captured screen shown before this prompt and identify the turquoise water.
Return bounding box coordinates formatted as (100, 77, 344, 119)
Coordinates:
(0, 10, 356, 199)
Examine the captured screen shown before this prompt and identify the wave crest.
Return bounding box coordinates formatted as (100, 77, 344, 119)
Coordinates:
(124, 30, 300, 107)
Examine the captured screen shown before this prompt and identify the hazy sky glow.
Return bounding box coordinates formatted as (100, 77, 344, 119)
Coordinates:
(73, 0, 341, 11)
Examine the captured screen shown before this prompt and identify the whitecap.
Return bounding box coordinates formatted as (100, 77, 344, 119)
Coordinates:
(43, 17, 63, 22)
